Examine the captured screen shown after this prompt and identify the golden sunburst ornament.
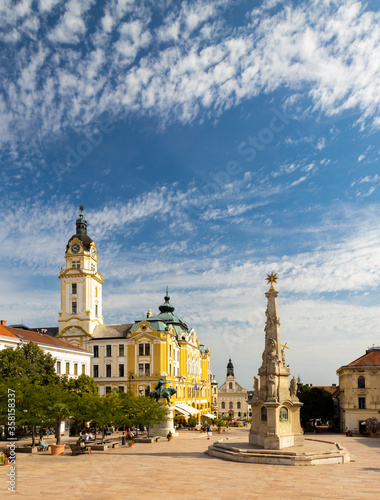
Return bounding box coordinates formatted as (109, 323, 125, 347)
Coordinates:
(266, 272, 278, 290)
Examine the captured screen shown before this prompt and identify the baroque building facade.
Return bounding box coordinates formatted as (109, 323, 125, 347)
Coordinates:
(217, 359, 251, 419)
(337, 347, 380, 434)
(54, 209, 212, 422)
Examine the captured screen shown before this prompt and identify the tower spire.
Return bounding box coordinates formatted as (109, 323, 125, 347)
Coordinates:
(76, 205, 87, 235)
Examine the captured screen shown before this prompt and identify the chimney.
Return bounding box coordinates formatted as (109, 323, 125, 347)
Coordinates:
(0, 320, 7, 326)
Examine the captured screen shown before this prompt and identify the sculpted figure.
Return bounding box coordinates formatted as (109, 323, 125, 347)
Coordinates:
(267, 374, 276, 398)
(254, 376, 260, 395)
(290, 376, 298, 398)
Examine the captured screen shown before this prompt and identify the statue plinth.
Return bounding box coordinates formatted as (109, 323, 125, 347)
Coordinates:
(249, 282, 304, 450)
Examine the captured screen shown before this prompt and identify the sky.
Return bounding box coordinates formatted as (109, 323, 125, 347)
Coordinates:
(0, 0, 379, 389)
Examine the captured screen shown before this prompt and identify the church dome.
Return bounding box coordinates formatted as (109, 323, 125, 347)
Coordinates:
(66, 206, 93, 252)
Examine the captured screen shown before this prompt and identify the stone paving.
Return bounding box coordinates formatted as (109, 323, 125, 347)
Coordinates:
(1, 428, 380, 499)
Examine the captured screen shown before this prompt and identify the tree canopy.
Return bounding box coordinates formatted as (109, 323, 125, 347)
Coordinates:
(297, 384, 334, 428)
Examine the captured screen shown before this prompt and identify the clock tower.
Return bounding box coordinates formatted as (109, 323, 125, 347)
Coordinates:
(58, 206, 104, 348)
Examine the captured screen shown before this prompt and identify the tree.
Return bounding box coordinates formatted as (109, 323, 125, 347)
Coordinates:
(297, 384, 334, 428)
(0, 343, 58, 384)
(129, 396, 168, 437)
(0, 344, 60, 444)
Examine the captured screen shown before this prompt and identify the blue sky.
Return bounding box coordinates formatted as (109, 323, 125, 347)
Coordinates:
(0, 0, 379, 388)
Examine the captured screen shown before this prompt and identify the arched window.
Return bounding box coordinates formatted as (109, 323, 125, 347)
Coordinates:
(358, 376, 365, 388)
(237, 401, 241, 409)
(221, 401, 225, 409)
(229, 382, 233, 389)
(261, 407, 267, 422)
(279, 407, 289, 422)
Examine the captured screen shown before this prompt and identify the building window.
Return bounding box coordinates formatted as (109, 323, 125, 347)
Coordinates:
(72, 261, 76, 268)
(359, 397, 366, 409)
(76, 261, 80, 269)
(93, 365, 99, 378)
(56, 361, 61, 374)
(139, 363, 144, 377)
(66, 362, 70, 374)
(74, 363, 78, 376)
(119, 386, 124, 393)
(145, 364, 150, 376)
(106, 345, 112, 357)
(237, 401, 241, 409)
(229, 382, 233, 389)
(105, 386, 111, 394)
(229, 402, 233, 410)
(119, 344, 124, 357)
(279, 407, 289, 422)
(261, 407, 267, 422)
(358, 376, 365, 389)
(106, 365, 112, 377)
(72, 302, 77, 314)
(95, 304, 98, 316)
(221, 402, 225, 409)
(82, 364, 86, 374)
(72, 283, 77, 294)
(139, 343, 150, 356)
(93, 345, 99, 357)
(145, 386, 150, 397)
(119, 364, 124, 377)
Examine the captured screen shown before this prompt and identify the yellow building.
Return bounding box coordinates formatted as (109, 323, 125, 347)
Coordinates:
(337, 347, 380, 434)
(57, 208, 212, 423)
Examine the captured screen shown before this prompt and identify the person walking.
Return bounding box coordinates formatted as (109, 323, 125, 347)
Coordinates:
(207, 425, 211, 440)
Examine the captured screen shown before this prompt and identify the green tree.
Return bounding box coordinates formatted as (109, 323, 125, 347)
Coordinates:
(0, 343, 58, 384)
(297, 384, 334, 428)
(0, 343, 60, 445)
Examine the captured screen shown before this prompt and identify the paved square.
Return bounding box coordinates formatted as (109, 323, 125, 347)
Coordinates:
(2, 428, 380, 499)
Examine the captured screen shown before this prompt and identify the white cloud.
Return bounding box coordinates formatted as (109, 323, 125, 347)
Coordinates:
(0, 0, 379, 151)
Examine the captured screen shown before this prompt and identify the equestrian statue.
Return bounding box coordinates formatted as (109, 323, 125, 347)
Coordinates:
(149, 378, 177, 405)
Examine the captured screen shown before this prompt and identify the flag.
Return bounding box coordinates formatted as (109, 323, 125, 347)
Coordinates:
(194, 384, 198, 390)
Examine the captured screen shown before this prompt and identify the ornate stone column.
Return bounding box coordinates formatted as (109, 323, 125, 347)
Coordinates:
(249, 274, 304, 449)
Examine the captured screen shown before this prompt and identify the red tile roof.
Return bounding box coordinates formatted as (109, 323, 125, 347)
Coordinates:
(314, 386, 339, 396)
(0, 324, 89, 353)
(346, 350, 380, 367)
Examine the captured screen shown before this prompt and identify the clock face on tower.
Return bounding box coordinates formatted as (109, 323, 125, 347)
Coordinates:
(71, 243, 80, 254)
(90, 247, 96, 258)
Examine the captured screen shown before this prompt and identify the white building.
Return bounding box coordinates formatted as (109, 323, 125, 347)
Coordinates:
(218, 359, 251, 420)
(0, 320, 92, 377)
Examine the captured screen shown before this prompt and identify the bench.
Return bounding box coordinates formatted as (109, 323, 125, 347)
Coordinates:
(69, 443, 91, 456)
(37, 445, 50, 452)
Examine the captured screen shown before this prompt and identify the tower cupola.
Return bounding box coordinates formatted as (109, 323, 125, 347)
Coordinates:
(227, 358, 234, 377)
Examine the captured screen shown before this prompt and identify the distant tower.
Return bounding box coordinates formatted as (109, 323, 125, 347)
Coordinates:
(227, 359, 234, 377)
(58, 206, 104, 348)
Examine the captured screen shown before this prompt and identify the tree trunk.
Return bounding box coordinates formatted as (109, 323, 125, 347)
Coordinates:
(31, 425, 36, 447)
(56, 418, 61, 445)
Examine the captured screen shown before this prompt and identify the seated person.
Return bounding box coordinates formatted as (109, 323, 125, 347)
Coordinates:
(83, 431, 89, 441)
(38, 437, 48, 449)
(88, 432, 93, 440)
(80, 439, 91, 454)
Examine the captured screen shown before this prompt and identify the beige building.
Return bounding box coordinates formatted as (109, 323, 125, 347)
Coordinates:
(218, 359, 251, 419)
(337, 347, 380, 434)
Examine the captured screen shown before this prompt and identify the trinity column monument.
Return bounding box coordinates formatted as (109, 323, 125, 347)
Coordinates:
(249, 273, 304, 449)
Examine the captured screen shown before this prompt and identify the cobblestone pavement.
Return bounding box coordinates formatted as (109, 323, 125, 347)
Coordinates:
(1, 429, 380, 499)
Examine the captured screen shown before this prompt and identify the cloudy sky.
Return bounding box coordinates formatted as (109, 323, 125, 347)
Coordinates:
(0, 0, 379, 388)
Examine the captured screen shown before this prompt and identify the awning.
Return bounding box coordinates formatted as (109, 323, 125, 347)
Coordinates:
(174, 403, 200, 415)
(172, 405, 189, 417)
(202, 413, 216, 419)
